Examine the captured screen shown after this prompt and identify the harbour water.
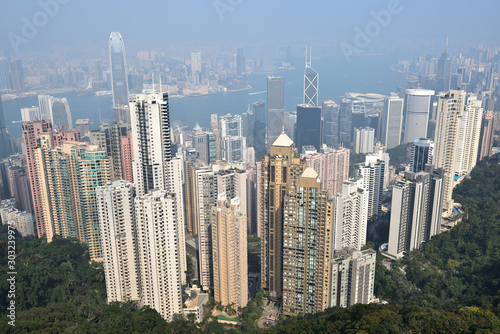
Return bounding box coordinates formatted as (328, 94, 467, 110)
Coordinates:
(3, 55, 408, 139)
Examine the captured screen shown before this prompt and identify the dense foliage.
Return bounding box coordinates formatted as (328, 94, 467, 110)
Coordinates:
(269, 304, 500, 333)
(376, 157, 500, 312)
(0, 231, 106, 312)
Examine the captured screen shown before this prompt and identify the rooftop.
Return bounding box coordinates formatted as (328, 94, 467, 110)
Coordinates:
(272, 130, 294, 147)
(301, 167, 318, 179)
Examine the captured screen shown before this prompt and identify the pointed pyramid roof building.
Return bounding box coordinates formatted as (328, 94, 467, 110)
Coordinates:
(272, 129, 294, 147)
(301, 167, 318, 179)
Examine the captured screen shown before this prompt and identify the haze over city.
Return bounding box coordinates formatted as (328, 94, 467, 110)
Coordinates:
(0, 1, 499, 332)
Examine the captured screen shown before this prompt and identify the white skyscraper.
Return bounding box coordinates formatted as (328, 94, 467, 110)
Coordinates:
(381, 96, 404, 149)
(97, 180, 140, 304)
(135, 190, 183, 322)
(333, 178, 369, 251)
(166, 157, 187, 285)
(353, 127, 375, 154)
(51, 98, 72, 130)
(38, 95, 53, 121)
(130, 92, 172, 196)
(455, 97, 483, 176)
(358, 158, 386, 218)
(403, 89, 435, 143)
(219, 114, 246, 163)
(387, 167, 445, 259)
(21, 107, 41, 122)
(433, 89, 466, 209)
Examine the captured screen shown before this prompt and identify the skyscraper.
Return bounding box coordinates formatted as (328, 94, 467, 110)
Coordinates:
(195, 162, 248, 291)
(252, 100, 266, 157)
(403, 89, 435, 143)
(0, 98, 12, 159)
(304, 145, 350, 197)
(22, 121, 53, 236)
(380, 96, 404, 149)
(322, 100, 340, 148)
(339, 99, 353, 148)
(191, 51, 202, 84)
(120, 130, 134, 183)
(282, 168, 333, 316)
(20, 107, 40, 122)
(436, 45, 451, 92)
(90, 121, 129, 180)
(387, 166, 445, 259)
(266, 77, 285, 151)
(166, 158, 188, 285)
(433, 89, 466, 209)
(35, 139, 111, 259)
(357, 158, 386, 218)
(135, 190, 183, 321)
(0, 58, 11, 93)
(478, 109, 496, 162)
(236, 48, 245, 77)
(410, 138, 434, 173)
(130, 92, 172, 196)
(97, 180, 140, 303)
(211, 194, 248, 308)
(260, 131, 306, 300)
(303, 48, 318, 106)
(333, 178, 369, 251)
(51, 98, 72, 130)
(455, 98, 483, 177)
(353, 127, 375, 154)
(38, 95, 53, 121)
(295, 104, 322, 152)
(9, 60, 24, 91)
(219, 114, 246, 163)
(109, 32, 129, 106)
(210, 114, 221, 160)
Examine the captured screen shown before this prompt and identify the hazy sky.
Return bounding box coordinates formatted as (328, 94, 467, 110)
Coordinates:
(1, 0, 499, 57)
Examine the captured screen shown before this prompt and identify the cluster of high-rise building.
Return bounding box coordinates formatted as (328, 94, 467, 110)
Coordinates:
(1, 36, 498, 325)
(259, 131, 377, 316)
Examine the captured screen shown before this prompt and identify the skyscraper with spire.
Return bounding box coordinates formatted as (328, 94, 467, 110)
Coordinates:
(436, 41, 451, 93)
(109, 32, 129, 106)
(303, 48, 318, 106)
(260, 130, 307, 300)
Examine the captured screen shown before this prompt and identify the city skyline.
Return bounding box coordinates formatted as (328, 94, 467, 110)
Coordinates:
(1, 2, 499, 331)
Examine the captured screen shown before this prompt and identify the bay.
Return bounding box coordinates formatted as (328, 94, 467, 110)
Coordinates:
(3, 55, 407, 139)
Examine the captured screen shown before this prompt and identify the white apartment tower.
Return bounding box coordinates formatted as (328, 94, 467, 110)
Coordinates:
(333, 178, 369, 251)
(130, 91, 172, 196)
(166, 157, 188, 285)
(455, 97, 483, 177)
(97, 180, 140, 304)
(433, 89, 466, 209)
(387, 166, 445, 259)
(357, 158, 386, 218)
(135, 190, 183, 322)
